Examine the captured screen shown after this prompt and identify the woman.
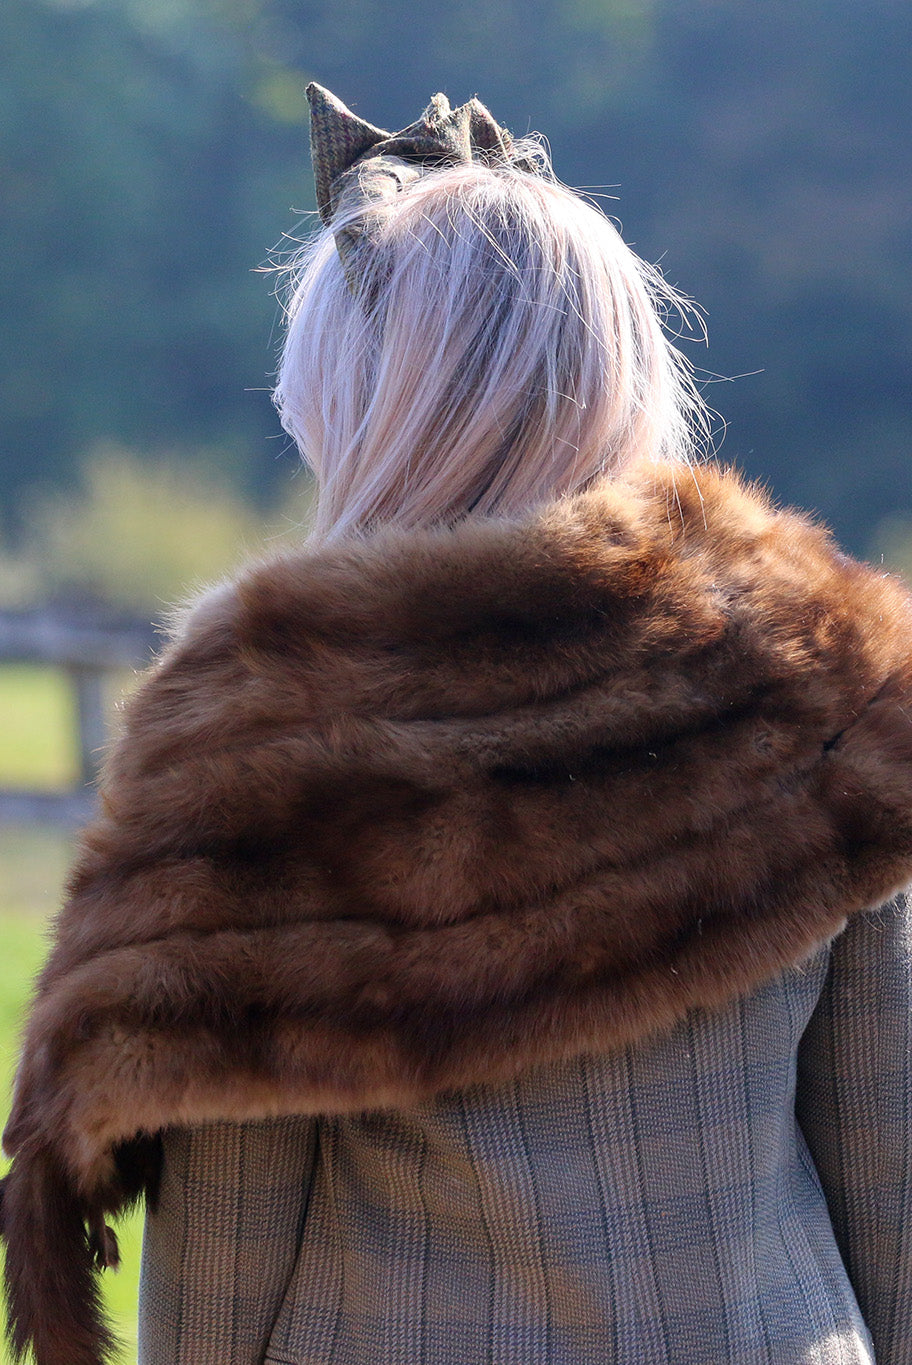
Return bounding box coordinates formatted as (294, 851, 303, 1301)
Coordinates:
(3, 84, 912, 1365)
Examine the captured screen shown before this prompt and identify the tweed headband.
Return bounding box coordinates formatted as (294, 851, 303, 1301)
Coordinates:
(305, 82, 540, 294)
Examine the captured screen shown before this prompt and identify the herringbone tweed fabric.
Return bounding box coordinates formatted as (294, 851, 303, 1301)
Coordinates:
(138, 892, 912, 1365)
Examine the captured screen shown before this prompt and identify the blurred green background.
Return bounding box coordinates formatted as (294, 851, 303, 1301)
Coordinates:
(1, 0, 910, 1358)
(2, 0, 911, 579)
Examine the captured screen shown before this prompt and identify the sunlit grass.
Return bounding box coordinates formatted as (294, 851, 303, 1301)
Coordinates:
(0, 662, 140, 791)
(0, 665, 79, 789)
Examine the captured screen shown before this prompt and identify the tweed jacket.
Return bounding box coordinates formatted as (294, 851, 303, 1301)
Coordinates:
(3, 458, 912, 1365)
(138, 891, 912, 1365)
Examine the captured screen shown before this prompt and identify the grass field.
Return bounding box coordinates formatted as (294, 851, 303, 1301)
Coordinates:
(0, 669, 142, 1361)
(0, 665, 79, 790)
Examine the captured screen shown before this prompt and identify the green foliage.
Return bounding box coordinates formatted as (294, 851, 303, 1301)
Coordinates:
(0, 533, 41, 609)
(14, 445, 312, 611)
(0, 0, 302, 504)
(870, 513, 912, 585)
(2, 0, 910, 554)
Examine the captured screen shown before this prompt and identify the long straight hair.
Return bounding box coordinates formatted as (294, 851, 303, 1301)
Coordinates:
(274, 140, 710, 543)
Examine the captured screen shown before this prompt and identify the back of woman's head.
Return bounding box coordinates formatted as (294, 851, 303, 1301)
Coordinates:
(275, 142, 709, 542)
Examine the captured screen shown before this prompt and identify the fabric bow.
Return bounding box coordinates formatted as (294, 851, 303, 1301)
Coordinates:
(305, 82, 539, 293)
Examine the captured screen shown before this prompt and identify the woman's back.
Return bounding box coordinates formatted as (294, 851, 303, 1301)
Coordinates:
(141, 895, 912, 1364)
(4, 84, 912, 1365)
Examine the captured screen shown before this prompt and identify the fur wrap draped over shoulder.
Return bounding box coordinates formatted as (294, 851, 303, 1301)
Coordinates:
(3, 459, 912, 1364)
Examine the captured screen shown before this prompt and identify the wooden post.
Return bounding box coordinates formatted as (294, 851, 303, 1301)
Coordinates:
(0, 606, 157, 823)
(70, 665, 109, 786)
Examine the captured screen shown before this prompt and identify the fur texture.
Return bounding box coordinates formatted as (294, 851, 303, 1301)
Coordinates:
(3, 460, 912, 1364)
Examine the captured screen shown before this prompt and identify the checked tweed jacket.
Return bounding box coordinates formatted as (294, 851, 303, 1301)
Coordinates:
(4, 459, 912, 1365)
(140, 892, 912, 1365)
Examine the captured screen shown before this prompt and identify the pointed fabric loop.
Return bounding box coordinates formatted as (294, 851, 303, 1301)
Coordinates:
(306, 82, 390, 226)
(305, 82, 542, 296)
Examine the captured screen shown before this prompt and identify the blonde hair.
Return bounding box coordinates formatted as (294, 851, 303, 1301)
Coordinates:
(274, 140, 709, 543)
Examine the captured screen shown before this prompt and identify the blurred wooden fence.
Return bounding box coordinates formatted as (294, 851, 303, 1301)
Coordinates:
(0, 606, 157, 824)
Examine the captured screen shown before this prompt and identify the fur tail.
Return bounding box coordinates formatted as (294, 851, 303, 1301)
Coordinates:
(0, 1148, 119, 1365)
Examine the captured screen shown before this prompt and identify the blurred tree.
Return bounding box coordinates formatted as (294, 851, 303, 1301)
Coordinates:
(17, 445, 312, 611)
(0, 0, 305, 513)
(2, 0, 909, 555)
(870, 512, 912, 585)
(0, 530, 40, 609)
(638, 0, 912, 541)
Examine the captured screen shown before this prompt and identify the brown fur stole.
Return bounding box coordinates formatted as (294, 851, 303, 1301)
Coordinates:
(3, 460, 912, 1363)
